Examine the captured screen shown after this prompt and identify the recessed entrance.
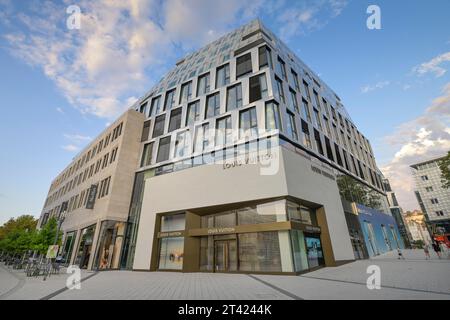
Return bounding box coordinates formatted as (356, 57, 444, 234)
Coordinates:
(214, 240, 237, 272)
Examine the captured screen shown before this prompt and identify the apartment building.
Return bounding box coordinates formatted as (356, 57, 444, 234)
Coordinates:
(39, 109, 145, 269)
(411, 155, 450, 236)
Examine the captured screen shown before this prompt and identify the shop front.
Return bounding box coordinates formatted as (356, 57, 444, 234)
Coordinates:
(152, 199, 327, 275)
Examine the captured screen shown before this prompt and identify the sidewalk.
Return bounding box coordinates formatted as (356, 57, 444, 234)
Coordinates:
(1, 250, 449, 300)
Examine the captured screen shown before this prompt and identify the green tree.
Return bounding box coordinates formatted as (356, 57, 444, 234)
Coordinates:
(438, 151, 450, 189)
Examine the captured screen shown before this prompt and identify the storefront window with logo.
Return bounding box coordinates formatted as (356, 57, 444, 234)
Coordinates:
(305, 235, 324, 268)
(158, 237, 184, 270)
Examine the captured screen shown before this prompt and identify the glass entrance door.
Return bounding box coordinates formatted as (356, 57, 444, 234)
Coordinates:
(214, 240, 237, 272)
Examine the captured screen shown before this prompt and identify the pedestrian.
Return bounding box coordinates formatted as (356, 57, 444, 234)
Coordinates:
(432, 241, 442, 259)
(423, 243, 430, 260)
(397, 248, 405, 260)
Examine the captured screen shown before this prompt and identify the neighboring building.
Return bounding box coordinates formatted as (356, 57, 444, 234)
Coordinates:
(411, 156, 450, 236)
(382, 177, 412, 248)
(38, 110, 145, 270)
(403, 210, 432, 244)
(39, 19, 400, 274)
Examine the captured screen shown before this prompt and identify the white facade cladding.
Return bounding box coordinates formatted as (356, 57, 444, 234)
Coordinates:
(411, 156, 450, 234)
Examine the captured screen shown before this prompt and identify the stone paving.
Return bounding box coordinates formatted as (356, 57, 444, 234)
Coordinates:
(0, 250, 449, 300)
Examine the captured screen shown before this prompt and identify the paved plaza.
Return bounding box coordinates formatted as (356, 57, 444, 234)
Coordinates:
(1, 250, 449, 300)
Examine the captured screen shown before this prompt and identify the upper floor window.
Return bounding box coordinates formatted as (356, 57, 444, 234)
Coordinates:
(194, 123, 210, 153)
(226, 83, 243, 111)
(289, 89, 299, 112)
(301, 98, 311, 122)
(276, 57, 287, 80)
(174, 130, 191, 159)
(141, 142, 154, 167)
(421, 175, 429, 181)
(164, 89, 176, 110)
(179, 81, 192, 104)
(239, 107, 258, 138)
(302, 80, 311, 101)
(314, 129, 324, 155)
(156, 136, 171, 163)
(286, 111, 298, 140)
(139, 101, 148, 116)
(236, 53, 252, 78)
(150, 96, 162, 116)
(291, 69, 300, 92)
(313, 109, 322, 130)
(215, 116, 232, 146)
(431, 198, 439, 204)
(275, 77, 285, 104)
(425, 186, 433, 192)
(258, 46, 272, 69)
(249, 73, 268, 103)
(265, 101, 281, 131)
(313, 90, 321, 109)
(141, 120, 151, 142)
(186, 100, 201, 126)
(168, 107, 182, 132)
(206, 92, 220, 118)
(152, 114, 166, 138)
(301, 120, 312, 149)
(216, 64, 230, 88)
(197, 73, 210, 96)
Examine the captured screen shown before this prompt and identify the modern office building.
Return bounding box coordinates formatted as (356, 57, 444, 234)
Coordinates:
(403, 210, 432, 244)
(38, 110, 145, 270)
(411, 155, 450, 236)
(39, 19, 399, 274)
(382, 177, 412, 248)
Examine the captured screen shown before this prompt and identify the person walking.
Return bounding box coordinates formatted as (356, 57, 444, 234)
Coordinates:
(423, 243, 431, 260)
(432, 241, 442, 259)
(397, 248, 405, 260)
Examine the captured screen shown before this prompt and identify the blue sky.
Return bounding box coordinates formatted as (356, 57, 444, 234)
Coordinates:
(0, 0, 449, 224)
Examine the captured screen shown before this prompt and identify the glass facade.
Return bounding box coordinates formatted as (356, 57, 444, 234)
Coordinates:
(61, 231, 76, 265)
(93, 221, 126, 270)
(74, 224, 96, 269)
(158, 214, 185, 270)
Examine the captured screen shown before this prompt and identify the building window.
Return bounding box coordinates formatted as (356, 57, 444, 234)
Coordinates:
(323, 116, 332, 137)
(301, 120, 312, 148)
(186, 100, 201, 126)
(215, 116, 232, 146)
(324, 136, 334, 161)
(141, 142, 154, 167)
(286, 111, 298, 140)
(179, 81, 192, 104)
(289, 89, 298, 112)
(249, 73, 268, 103)
(334, 143, 343, 166)
(236, 52, 252, 78)
(150, 96, 162, 116)
(164, 89, 176, 111)
(226, 83, 243, 111)
(421, 175, 428, 181)
(152, 114, 166, 138)
(301, 98, 311, 122)
(431, 198, 439, 204)
(275, 77, 285, 104)
(168, 107, 182, 132)
(303, 80, 311, 101)
(265, 101, 282, 131)
(313, 109, 322, 130)
(158, 237, 184, 270)
(139, 101, 148, 116)
(277, 57, 287, 80)
(216, 64, 230, 88)
(314, 129, 324, 155)
(197, 73, 210, 96)
(258, 46, 272, 69)
(239, 107, 258, 138)
(156, 136, 171, 163)
(313, 90, 321, 109)
(174, 130, 191, 158)
(194, 123, 210, 153)
(291, 69, 300, 92)
(205, 92, 220, 118)
(425, 186, 433, 192)
(141, 120, 151, 142)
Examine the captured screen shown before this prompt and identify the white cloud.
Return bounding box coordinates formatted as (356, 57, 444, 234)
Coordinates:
(56, 107, 64, 114)
(361, 81, 390, 94)
(61, 144, 80, 152)
(63, 134, 92, 143)
(413, 52, 450, 78)
(0, 0, 346, 120)
(381, 83, 450, 211)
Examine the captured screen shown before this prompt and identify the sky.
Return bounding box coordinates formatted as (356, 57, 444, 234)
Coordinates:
(0, 0, 449, 224)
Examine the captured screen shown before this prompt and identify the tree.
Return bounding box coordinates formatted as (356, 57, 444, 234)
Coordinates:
(336, 174, 382, 210)
(439, 151, 450, 189)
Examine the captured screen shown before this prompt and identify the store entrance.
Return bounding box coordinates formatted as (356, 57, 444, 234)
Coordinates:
(214, 240, 237, 272)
